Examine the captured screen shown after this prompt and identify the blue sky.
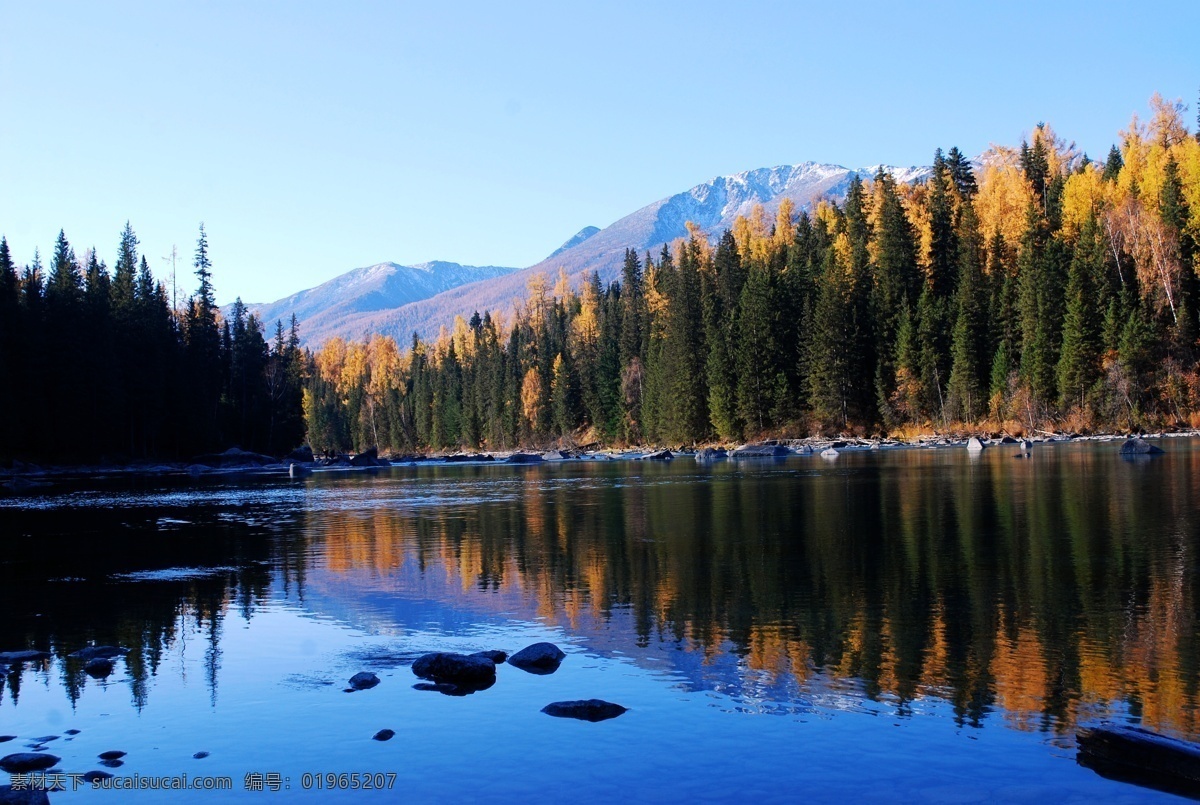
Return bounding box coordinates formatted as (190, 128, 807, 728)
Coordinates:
(1, 1, 1197, 305)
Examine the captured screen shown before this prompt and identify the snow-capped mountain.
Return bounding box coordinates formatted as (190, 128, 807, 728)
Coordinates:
(255, 160, 930, 345)
(242, 261, 519, 345)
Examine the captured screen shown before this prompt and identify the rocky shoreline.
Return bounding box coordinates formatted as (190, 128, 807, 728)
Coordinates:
(2, 431, 1193, 490)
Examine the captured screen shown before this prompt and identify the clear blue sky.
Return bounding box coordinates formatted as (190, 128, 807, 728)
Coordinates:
(2, 0, 1197, 305)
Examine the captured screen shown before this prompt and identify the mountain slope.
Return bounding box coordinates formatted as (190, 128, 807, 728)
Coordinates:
(242, 260, 519, 344)
(344, 162, 929, 342)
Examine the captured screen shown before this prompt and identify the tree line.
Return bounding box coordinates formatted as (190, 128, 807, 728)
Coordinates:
(305, 95, 1200, 453)
(0, 223, 305, 463)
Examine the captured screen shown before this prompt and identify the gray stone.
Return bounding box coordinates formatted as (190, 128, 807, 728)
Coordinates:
(967, 437, 987, 452)
(508, 642, 566, 674)
(69, 646, 127, 661)
(84, 658, 114, 678)
(411, 653, 496, 688)
(694, 447, 728, 462)
(348, 672, 380, 691)
(505, 453, 544, 464)
(731, 443, 789, 458)
(541, 699, 628, 722)
(0, 753, 60, 773)
(1120, 437, 1164, 455)
(640, 449, 673, 461)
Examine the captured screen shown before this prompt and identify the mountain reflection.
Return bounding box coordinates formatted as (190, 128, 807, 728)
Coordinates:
(1, 446, 1196, 742)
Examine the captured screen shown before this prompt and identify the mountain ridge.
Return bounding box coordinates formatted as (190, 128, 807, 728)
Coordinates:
(257, 160, 931, 345)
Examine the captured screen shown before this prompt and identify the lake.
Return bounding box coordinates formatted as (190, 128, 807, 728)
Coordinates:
(1, 440, 1197, 802)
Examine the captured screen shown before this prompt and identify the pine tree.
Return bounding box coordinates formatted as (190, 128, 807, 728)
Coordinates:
(1102, 146, 1123, 182)
(1057, 216, 1105, 411)
(946, 204, 987, 422)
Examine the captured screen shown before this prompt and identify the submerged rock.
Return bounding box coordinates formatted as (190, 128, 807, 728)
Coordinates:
(508, 642, 566, 674)
(411, 653, 496, 689)
(1078, 723, 1200, 798)
(541, 699, 628, 722)
(0, 753, 60, 773)
(193, 751, 210, 759)
(99, 758, 124, 768)
(97, 750, 126, 760)
(348, 672, 380, 691)
(0, 784, 51, 804)
(372, 729, 395, 742)
(0, 650, 50, 664)
(69, 646, 128, 661)
(694, 447, 728, 462)
(1120, 437, 1164, 455)
(84, 658, 114, 678)
(82, 770, 114, 783)
(412, 682, 460, 694)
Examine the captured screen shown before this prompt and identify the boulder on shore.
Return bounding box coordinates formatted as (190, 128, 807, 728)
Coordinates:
(286, 445, 315, 463)
(640, 450, 673, 461)
(1120, 438, 1164, 455)
(506, 453, 544, 464)
(541, 699, 628, 722)
(967, 437, 987, 452)
(695, 447, 728, 462)
(732, 443, 790, 458)
(411, 652, 497, 689)
(350, 447, 390, 467)
(508, 642, 566, 674)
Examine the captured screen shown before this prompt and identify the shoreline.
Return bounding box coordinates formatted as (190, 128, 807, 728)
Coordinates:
(2, 430, 1196, 488)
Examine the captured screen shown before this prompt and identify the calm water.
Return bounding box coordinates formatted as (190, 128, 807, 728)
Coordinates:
(1, 441, 1198, 802)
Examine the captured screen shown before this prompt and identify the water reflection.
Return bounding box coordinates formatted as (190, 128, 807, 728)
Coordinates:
(1, 443, 1197, 745)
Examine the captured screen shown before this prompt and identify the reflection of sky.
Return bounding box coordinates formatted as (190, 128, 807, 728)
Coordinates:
(3, 444, 1197, 800)
(0, 587, 1147, 803)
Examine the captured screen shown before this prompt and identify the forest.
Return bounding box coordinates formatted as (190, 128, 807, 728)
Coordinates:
(0, 224, 305, 463)
(2, 95, 1199, 462)
(303, 96, 1200, 453)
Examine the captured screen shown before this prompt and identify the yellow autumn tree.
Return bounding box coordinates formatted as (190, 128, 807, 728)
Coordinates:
(521, 367, 543, 432)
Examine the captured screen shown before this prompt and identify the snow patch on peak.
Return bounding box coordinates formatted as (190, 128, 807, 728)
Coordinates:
(546, 226, 601, 261)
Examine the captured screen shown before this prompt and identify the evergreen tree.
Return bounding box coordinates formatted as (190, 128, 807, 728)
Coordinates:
(945, 204, 987, 421)
(1057, 216, 1105, 411)
(1102, 145, 1124, 182)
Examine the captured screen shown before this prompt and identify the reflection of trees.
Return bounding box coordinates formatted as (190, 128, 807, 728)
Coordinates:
(0, 502, 275, 710)
(314, 452, 1200, 738)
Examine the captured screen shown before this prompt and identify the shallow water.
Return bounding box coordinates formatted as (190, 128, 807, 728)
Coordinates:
(1, 440, 1197, 802)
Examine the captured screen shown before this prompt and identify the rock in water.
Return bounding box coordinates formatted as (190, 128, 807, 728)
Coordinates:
(0, 753, 60, 773)
(193, 751, 210, 759)
(372, 729, 395, 742)
(508, 642, 566, 674)
(84, 658, 114, 678)
(541, 699, 628, 722)
(966, 437, 987, 452)
(1120, 437, 1164, 455)
(470, 650, 507, 664)
(641, 449, 673, 461)
(82, 771, 114, 783)
(97, 750, 126, 760)
(1078, 723, 1200, 797)
(731, 443, 789, 458)
(0, 784, 51, 804)
(0, 650, 50, 664)
(411, 653, 496, 688)
(348, 672, 380, 691)
(505, 452, 544, 464)
(69, 646, 127, 661)
(820, 448, 839, 459)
